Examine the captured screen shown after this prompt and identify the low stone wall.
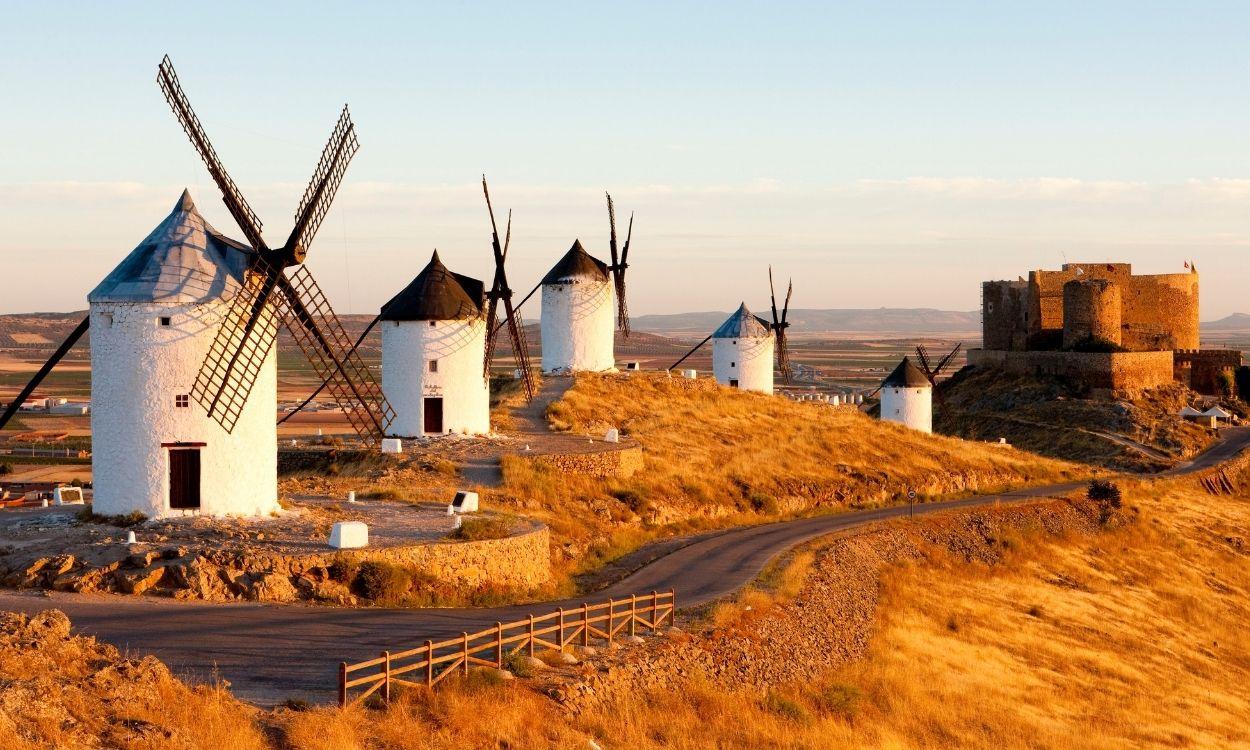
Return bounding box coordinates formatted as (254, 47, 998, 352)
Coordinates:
(968, 348, 1174, 393)
(3, 521, 552, 604)
(522, 445, 644, 479)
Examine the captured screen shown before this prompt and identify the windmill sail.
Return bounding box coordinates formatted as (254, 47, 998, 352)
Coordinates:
(0, 318, 90, 432)
(606, 193, 632, 336)
(158, 55, 392, 445)
(768, 266, 793, 381)
(482, 177, 536, 401)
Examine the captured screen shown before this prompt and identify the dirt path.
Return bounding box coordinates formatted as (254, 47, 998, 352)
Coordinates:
(2, 428, 1245, 707)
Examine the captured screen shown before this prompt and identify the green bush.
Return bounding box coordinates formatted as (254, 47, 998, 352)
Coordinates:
(0, 463, 11, 476)
(763, 690, 810, 724)
(449, 516, 513, 542)
(352, 560, 412, 603)
(1088, 479, 1123, 525)
(749, 491, 779, 515)
(609, 487, 652, 516)
(812, 682, 861, 720)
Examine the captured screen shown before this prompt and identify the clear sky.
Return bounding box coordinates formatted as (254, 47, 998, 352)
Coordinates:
(2, 2, 1248, 318)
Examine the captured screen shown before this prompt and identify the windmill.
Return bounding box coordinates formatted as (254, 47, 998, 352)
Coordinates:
(481, 177, 536, 401)
(768, 266, 793, 381)
(156, 55, 393, 445)
(915, 343, 963, 391)
(605, 192, 634, 336)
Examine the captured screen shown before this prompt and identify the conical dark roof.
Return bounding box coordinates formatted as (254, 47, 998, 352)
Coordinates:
(882, 357, 932, 388)
(542, 240, 609, 284)
(712, 303, 772, 339)
(90, 189, 253, 304)
(379, 251, 485, 322)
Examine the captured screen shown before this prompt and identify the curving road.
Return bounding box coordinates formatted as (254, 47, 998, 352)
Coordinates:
(2, 427, 1246, 705)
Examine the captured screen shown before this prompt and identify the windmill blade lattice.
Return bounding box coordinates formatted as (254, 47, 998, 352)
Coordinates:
(606, 193, 633, 336)
(482, 177, 536, 401)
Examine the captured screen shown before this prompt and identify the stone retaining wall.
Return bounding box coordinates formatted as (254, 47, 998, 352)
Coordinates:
(521, 445, 643, 479)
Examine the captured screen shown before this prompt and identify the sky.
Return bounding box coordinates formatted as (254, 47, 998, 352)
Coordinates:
(2, 2, 1248, 318)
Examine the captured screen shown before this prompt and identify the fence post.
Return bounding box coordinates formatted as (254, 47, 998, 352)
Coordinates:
(630, 594, 637, 637)
(528, 614, 535, 657)
(382, 650, 391, 704)
(650, 590, 658, 633)
(462, 632, 470, 676)
(558, 607, 565, 648)
(582, 603, 590, 647)
(670, 589, 676, 627)
(425, 640, 434, 687)
(338, 662, 347, 708)
(496, 621, 504, 668)
(608, 598, 615, 645)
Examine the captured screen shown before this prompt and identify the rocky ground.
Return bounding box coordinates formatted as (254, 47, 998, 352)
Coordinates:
(0, 497, 466, 604)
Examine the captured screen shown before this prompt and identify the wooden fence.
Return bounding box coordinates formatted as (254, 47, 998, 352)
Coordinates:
(338, 590, 675, 708)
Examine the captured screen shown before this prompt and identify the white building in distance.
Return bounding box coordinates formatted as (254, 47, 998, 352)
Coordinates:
(380, 251, 489, 437)
(88, 190, 278, 518)
(540, 240, 615, 374)
(711, 303, 775, 394)
(879, 357, 933, 433)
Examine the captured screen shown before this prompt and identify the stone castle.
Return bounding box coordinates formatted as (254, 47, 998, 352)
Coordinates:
(970, 262, 1240, 395)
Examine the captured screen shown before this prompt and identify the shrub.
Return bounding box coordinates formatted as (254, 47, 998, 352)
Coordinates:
(609, 487, 652, 516)
(328, 557, 358, 583)
(505, 652, 536, 678)
(812, 682, 861, 720)
(449, 516, 513, 542)
(0, 463, 11, 476)
(763, 690, 810, 724)
(1088, 479, 1123, 525)
(353, 561, 412, 603)
(360, 488, 402, 501)
(748, 491, 779, 515)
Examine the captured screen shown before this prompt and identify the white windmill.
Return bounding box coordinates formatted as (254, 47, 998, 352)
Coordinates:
(540, 194, 634, 374)
(86, 191, 280, 517)
(380, 251, 489, 437)
(710, 304, 776, 393)
(879, 357, 933, 433)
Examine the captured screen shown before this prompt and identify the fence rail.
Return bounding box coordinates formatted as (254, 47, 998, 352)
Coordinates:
(338, 590, 675, 708)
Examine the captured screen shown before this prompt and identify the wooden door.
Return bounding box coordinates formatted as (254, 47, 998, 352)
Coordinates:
(169, 449, 201, 509)
(423, 397, 444, 434)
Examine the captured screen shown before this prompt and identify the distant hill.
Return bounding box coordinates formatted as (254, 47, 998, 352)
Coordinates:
(1201, 313, 1250, 331)
(630, 308, 981, 334)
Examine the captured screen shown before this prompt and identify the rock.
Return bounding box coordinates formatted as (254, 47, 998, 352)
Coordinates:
(522, 656, 547, 671)
(311, 580, 354, 605)
(21, 557, 51, 578)
(249, 572, 298, 603)
(576, 645, 598, 657)
(160, 547, 188, 560)
(625, 635, 645, 645)
(496, 669, 515, 681)
(50, 555, 76, 576)
(117, 567, 165, 596)
(126, 551, 159, 568)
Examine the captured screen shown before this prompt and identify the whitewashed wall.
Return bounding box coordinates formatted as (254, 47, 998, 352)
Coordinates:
(540, 280, 615, 373)
(881, 386, 932, 433)
(89, 300, 278, 518)
(712, 334, 775, 394)
(381, 317, 489, 436)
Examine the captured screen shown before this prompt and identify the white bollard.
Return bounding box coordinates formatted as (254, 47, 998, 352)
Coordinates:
(347, 491, 356, 504)
(126, 530, 137, 545)
(329, 521, 369, 549)
(604, 428, 620, 443)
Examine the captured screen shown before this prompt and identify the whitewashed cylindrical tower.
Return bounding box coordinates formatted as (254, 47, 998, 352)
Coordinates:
(711, 303, 775, 394)
(88, 190, 278, 519)
(879, 357, 932, 433)
(540, 240, 615, 374)
(380, 251, 489, 437)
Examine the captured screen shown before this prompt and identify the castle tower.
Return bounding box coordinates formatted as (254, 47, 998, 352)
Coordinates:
(380, 251, 489, 437)
(1062, 278, 1122, 349)
(879, 357, 932, 433)
(540, 240, 615, 374)
(711, 303, 775, 394)
(87, 190, 278, 518)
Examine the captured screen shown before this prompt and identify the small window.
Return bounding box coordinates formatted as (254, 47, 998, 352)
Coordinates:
(158, 316, 171, 327)
(175, 394, 190, 408)
(429, 320, 436, 327)
(731, 362, 736, 368)
(100, 313, 113, 327)
(428, 359, 439, 373)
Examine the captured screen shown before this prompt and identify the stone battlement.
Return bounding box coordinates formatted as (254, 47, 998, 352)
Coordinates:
(967, 349, 1174, 395)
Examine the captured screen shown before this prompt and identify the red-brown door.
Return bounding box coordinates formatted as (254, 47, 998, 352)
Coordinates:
(423, 397, 444, 434)
(169, 448, 201, 509)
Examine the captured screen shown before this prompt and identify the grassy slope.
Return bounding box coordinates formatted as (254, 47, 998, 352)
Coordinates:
(2, 474, 1246, 747)
(497, 372, 1080, 577)
(938, 367, 1216, 471)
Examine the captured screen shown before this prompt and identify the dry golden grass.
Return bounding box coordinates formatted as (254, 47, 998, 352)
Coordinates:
(497, 372, 1082, 578)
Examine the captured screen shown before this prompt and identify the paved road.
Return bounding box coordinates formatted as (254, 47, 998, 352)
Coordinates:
(2, 427, 1245, 705)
